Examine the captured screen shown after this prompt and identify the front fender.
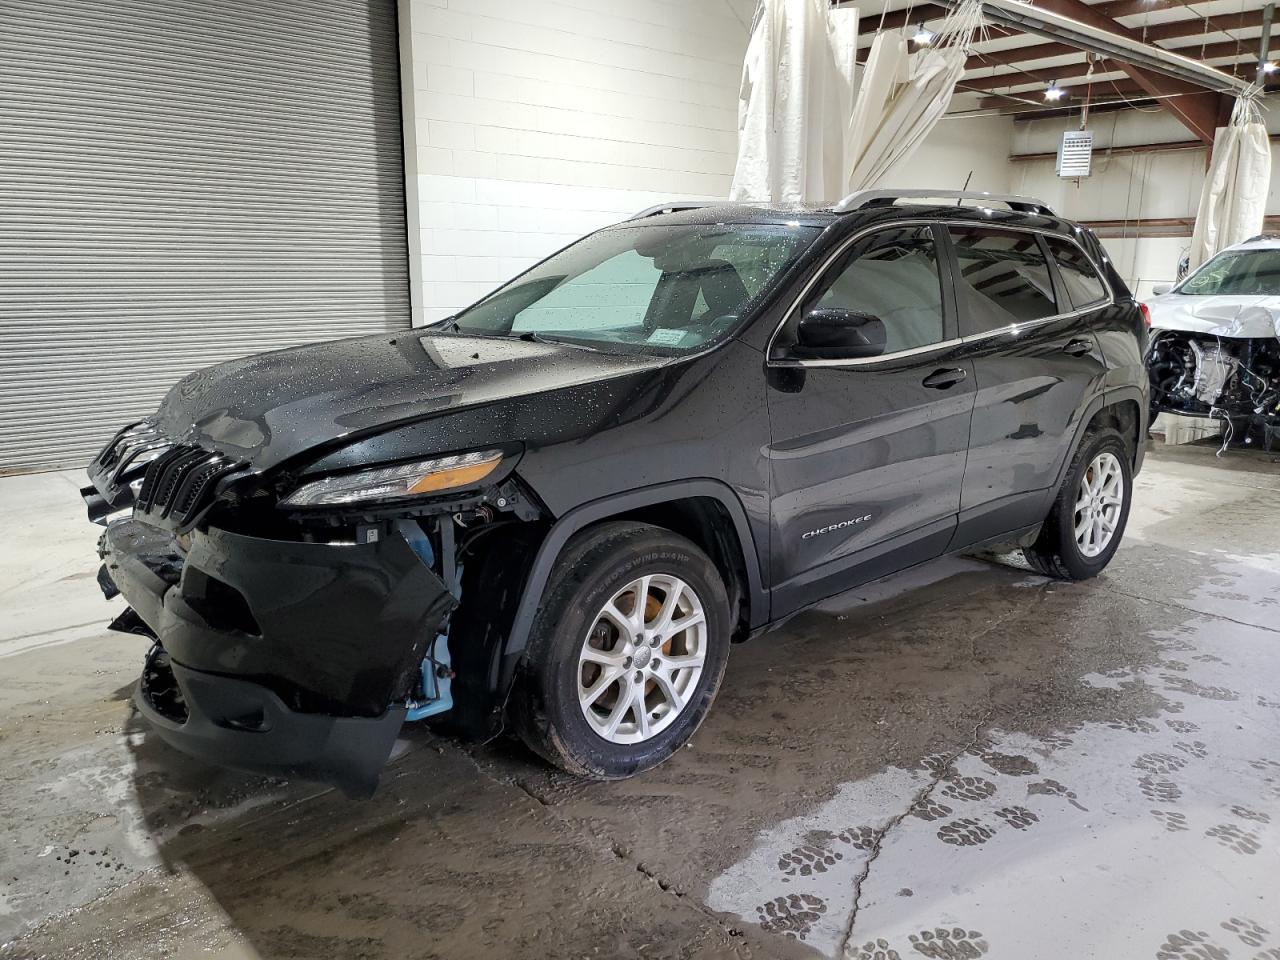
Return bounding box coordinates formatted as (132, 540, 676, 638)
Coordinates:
(494, 478, 766, 699)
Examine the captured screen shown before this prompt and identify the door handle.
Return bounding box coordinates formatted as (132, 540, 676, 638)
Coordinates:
(922, 367, 968, 389)
(1063, 338, 1093, 357)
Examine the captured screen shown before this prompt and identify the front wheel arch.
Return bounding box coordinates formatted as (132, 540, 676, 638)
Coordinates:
(494, 480, 766, 701)
(510, 520, 733, 778)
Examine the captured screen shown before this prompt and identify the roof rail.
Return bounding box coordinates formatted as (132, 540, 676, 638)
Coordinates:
(833, 189, 1054, 217)
(628, 201, 716, 220)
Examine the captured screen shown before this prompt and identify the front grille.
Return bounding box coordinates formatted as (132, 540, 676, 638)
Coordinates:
(136, 443, 243, 532)
(88, 420, 173, 500)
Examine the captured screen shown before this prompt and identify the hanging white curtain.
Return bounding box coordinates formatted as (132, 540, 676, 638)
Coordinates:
(1188, 96, 1272, 270)
(730, 0, 981, 203)
(730, 0, 857, 203)
(844, 0, 983, 193)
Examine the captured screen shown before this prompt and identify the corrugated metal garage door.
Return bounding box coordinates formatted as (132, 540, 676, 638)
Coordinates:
(0, 0, 410, 472)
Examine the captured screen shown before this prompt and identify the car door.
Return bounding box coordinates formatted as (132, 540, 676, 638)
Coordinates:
(765, 223, 977, 615)
(944, 225, 1109, 548)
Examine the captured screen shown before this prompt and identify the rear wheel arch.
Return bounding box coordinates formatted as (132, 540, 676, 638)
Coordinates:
(1084, 397, 1142, 466)
(1054, 389, 1146, 488)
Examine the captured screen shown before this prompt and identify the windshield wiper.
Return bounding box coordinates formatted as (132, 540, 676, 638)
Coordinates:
(516, 331, 600, 352)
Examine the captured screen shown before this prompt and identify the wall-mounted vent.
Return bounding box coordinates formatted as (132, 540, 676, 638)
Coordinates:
(1057, 130, 1093, 178)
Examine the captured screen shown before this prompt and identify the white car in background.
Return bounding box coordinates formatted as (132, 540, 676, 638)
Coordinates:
(1145, 235, 1280, 447)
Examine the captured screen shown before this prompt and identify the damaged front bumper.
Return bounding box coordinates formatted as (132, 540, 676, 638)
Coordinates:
(98, 516, 455, 797)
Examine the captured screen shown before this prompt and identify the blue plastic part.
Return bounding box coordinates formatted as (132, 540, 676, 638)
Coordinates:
(394, 519, 457, 723)
(395, 519, 436, 568)
(405, 633, 453, 722)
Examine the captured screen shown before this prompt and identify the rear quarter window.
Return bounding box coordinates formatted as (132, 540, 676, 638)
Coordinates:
(1046, 236, 1109, 308)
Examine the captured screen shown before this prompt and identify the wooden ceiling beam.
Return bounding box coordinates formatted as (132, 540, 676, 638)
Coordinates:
(963, 8, 1269, 71)
(977, 74, 1276, 116)
(852, 2, 1018, 46)
(1000, 0, 1229, 141)
(974, 78, 1152, 112)
(1134, 7, 1267, 43)
(965, 60, 1103, 91)
(965, 50, 1267, 92)
(1092, 0, 1184, 18)
(851, 3, 949, 36)
(966, 42, 1078, 70)
(966, 30, 1267, 72)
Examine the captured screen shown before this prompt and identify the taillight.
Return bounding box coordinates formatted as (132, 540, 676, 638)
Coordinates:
(1139, 302, 1152, 327)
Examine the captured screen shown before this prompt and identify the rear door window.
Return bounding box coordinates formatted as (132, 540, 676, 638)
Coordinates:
(1045, 236, 1109, 308)
(949, 227, 1057, 334)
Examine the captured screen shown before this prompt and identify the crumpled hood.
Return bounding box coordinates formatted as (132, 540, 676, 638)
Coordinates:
(153, 331, 665, 470)
(1147, 294, 1280, 339)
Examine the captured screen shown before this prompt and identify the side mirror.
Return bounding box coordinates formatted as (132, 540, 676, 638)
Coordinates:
(1151, 283, 1172, 296)
(793, 308, 887, 360)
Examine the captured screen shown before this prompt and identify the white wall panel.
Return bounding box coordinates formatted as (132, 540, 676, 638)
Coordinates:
(399, 0, 757, 323)
(399, 0, 1020, 324)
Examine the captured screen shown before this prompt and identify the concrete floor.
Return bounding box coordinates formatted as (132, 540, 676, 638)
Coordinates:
(2, 442, 1278, 960)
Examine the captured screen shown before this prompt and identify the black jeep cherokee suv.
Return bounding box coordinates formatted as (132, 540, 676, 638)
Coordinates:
(85, 189, 1148, 796)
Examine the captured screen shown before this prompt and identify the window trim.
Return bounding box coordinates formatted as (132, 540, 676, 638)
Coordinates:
(766, 220, 1114, 368)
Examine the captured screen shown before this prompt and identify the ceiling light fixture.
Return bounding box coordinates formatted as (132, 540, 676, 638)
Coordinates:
(1262, 60, 1278, 74)
(1044, 80, 1066, 101)
(912, 23, 936, 46)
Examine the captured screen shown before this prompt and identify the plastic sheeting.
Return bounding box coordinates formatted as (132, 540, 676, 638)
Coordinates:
(844, 25, 971, 192)
(730, 0, 857, 203)
(729, 0, 981, 203)
(1188, 97, 1271, 271)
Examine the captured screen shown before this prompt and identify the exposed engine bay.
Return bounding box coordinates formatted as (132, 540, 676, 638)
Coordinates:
(1147, 329, 1280, 438)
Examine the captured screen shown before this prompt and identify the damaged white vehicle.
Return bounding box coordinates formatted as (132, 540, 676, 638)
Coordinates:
(1146, 236, 1280, 445)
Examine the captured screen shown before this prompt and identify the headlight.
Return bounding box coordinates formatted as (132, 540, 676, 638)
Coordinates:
(280, 450, 505, 508)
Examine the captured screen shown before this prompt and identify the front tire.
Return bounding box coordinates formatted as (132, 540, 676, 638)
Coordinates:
(1024, 427, 1133, 580)
(512, 521, 731, 779)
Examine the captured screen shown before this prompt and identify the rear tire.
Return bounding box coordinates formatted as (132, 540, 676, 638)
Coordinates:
(1024, 427, 1132, 580)
(511, 521, 731, 779)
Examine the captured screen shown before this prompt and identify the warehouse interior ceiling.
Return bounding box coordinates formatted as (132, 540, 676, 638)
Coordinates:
(838, 0, 1278, 126)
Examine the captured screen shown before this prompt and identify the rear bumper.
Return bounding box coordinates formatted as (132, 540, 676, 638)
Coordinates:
(99, 515, 455, 795)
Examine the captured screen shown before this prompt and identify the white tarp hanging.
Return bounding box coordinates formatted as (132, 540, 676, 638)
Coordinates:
(729, 0, 981, 203)
(844, 1, 983, 192)
(1188, 96, 1272, 270)
(729, 0, 857, 204)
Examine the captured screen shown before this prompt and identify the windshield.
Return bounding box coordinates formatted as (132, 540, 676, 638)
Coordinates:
(446, 222, 819, 354)
(1179, 248, 1280, 296)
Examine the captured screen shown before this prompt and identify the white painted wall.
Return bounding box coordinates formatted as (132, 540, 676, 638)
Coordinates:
(888, 114, 1015, 195)
(397, 0, 756, 326)
(397, 1, 1020, 325)
(1009, 97, 1280, 298)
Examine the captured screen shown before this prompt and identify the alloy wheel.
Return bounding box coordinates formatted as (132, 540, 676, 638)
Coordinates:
(1074, 451, 1124, 558)
(577, 574, 707, 744)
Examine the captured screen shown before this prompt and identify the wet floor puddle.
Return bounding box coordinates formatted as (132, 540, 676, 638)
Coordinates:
(708, 612, 1280, 959)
